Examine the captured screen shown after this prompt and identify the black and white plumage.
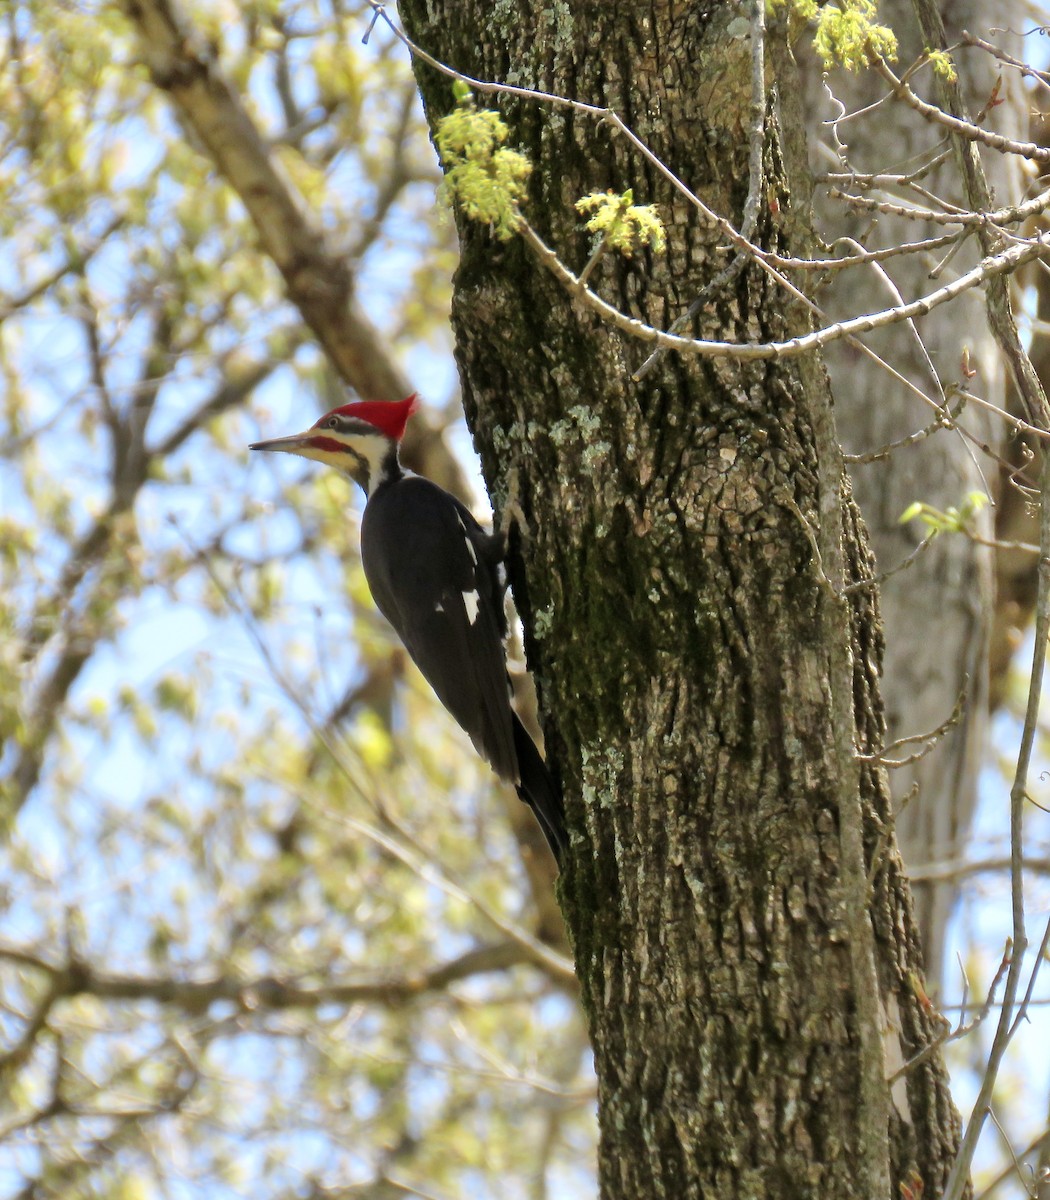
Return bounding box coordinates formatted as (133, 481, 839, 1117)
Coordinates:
(250, 395, 567, 865)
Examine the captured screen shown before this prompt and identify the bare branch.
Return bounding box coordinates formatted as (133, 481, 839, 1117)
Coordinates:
(828, 182, 1050, 227)
(939, 302, 1048, 1200)
(961, 29, 1050, 93)
(888, 946, 1010, 1085)
(0, 940, 554, 1011)
(840, 533, 936, 597)
(0, 977, 62, 1082)
(975, 1125, 1050, 1200)
(855, 683, 967, 767)
(843, 395, 964, 463)
(874, 55, 1050, 162)
(362, 0, 800, 303)
(2, 341, 296, 823)
(907, 856, 1050, 883)
(121, 0, 412, 406)
(517, 217, 1050, 365)
(348, 81, 427, 261)
(916, 2, 1050, 1188)
(765, 231, 963, 272)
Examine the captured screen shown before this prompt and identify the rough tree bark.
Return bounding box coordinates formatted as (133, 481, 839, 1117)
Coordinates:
(399, 2, 960, 1197)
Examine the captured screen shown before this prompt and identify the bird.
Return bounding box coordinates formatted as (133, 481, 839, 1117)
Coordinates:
(250, 394, 567, 865)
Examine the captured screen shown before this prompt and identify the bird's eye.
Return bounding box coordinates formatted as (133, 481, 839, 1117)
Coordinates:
(327, 416, 339, 429)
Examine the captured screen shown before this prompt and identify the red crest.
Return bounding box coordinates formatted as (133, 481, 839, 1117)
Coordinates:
(315, 394, 418, 441)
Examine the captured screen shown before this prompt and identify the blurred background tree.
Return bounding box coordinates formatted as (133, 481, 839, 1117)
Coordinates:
(0, 2, 589, 1195)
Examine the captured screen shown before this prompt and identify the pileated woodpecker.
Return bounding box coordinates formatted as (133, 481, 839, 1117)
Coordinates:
(250, 395, 567, 864)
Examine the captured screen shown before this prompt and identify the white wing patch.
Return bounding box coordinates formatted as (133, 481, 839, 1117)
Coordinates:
(462, 589, 480, 625)
(457, 514, 479, 565)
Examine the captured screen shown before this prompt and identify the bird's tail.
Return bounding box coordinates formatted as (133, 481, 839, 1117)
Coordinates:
(512, 715, 568, 865)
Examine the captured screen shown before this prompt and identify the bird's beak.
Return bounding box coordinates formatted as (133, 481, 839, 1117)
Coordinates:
(249, 431, 313, 454)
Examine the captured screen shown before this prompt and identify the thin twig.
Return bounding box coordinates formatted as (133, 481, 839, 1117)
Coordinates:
(974, 1125, 1050, 1200)
(940, 452, 1048, 1200)
(0, 212, 126, 322)
(906, 854, 1050, 881)
(365, 0, 1050, 449)
(844, 396, 964, 463)
(909, 4, 1050, 1188)
(888, 944, 1010, 1086)
(819, 146, 953, 188)
(987, 1107, 1030, 1195)
(363, 1, 799, 305)
(0, 939, 555, 1010)
(1008, 911, 1050, 1039)
(840, 534, 936, 596)
(874, 55, 1050, 162)
(769, 231, 962, 272)
(961, 29, 1050, 92)
(855, 680, 967, 767)
(829, 182, 1050, 227)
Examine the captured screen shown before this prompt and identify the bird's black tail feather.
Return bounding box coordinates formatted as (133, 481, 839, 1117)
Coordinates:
(512, 715, 568, 865)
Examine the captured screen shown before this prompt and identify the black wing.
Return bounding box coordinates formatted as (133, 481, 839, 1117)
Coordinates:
(360, 475, 518, 781)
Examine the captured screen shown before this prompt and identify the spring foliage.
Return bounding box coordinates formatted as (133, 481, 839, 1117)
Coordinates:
(434, 104, 532, 238)
(772, 0, 898, 70)
(575, 190, 666, 257)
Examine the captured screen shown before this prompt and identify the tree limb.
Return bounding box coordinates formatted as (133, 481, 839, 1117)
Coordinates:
(0, 940, 550, 1012)
(120, 0, 411, 406)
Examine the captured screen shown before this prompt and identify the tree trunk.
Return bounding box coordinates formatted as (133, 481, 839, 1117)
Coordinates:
(399, 3, 960, 1196)
(807, 0, 1027, 986)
